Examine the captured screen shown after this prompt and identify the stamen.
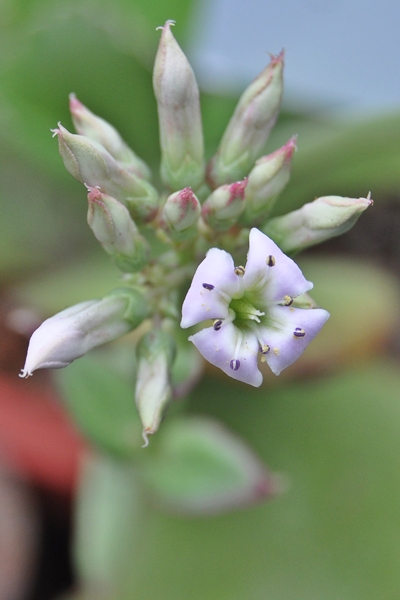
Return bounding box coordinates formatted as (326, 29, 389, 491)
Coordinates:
(279, 295, 293, 306)
(293, 327, 306, 338)
(202, 283, 214, 290)
(266, 255, 276, 267)
(259, 344, 270, 355)
(230, 359, 240, 371)
(213, 319, 223, 331)
(234, 265, 245, 277)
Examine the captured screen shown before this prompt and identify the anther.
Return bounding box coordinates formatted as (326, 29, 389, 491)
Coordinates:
(234, 265, 245, 277)
(202, 283, 214, 290)
(213, 319, 223, 331)
(279, 295, 293, 306)
(266, 255, 276, 267)
(259, 344, 270, 355)
(293, 327, 306, 338)
(230, 359, 240, 371)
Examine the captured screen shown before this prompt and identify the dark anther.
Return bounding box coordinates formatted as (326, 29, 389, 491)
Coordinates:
(234, 265, 245, 276)
(293, 327, 306, 338)
(202, 283, 214, 290)
(230, 359, 240, 371)
(213, 319, 223, 331)
(266, 255, 276, 267)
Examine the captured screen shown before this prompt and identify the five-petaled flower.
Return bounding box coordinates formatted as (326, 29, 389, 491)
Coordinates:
(181, 228, 330, 387)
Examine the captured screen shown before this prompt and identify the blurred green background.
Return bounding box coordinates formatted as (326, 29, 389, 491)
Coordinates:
(1, 0, 400, 599)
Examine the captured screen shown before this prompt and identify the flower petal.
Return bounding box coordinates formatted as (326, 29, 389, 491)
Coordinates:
(181, 248, 242, 328)
(189, 322, 262, 387)
(258, 305, 330, 375)
(243, 228, 313, 302)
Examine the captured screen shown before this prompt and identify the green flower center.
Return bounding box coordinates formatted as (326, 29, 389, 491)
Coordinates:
(229, 296, 265, 328)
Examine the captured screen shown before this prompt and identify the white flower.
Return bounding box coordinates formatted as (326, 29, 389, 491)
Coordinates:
(181, 228, 329, 387)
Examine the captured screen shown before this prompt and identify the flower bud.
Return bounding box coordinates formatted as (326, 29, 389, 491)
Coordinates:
(135, 330, 176, 447)
(69, 94, 151, 181)
(242, 137, 296, 224)
(153, 21, 205, 192)
(202, 179, 247, 231)
(162, 187, 201, 241)
(263, 194, 373, 254)
(53, 124, 159, 222)
(207, 51, 284, 188)
(20, 288, 148, 377)
(86, 186, 150, 272)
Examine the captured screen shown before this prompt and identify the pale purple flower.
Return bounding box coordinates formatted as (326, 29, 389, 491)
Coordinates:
(181, 228, 329, 387)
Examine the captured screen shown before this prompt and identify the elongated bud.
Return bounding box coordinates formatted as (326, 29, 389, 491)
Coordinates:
(20, 288, 148, 377)
(242, 137, 296, 224)
(202, 179, 247, 231)
(153, 21, 204, 191)
(86, 186, 150, 272)
(53, 124, 159, 222)
(69, 94, 151, 181)
(263, 194, 373, 254)
(162, 187, 201, 241)
(207, 52, 284, 188)
(135, 330, 176, 447)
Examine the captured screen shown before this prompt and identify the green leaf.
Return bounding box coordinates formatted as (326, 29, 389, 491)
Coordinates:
(74, 453, 144, 592)
(139, 416, 278, 515)
(55, 355, 142, 458)
(121, 362, 400, 599)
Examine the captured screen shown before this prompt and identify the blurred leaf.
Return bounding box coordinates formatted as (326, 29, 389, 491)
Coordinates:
(121, 361, 400, 599)
(74, 453, 144, 592)
(285, 254, 400, 375)
(139, 416, 278, 515)
(56, 355, 142, 458)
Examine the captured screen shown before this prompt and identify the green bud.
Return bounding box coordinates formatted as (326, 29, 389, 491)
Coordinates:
(207, 51, 284, 188)
(69, 94, 151, 181)
(242, 136, 296, 224)
(162, 187, 201, 241)
(263, 194, 373, 254)
(153, 21, 205, 191)
(202, 179, 247, 231)
(86, 186, 150, 272)
(135, 329, 176, 446)
(53, 123, 159, 222)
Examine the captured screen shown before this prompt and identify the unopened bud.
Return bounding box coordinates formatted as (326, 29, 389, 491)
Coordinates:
(207, 51, 284, 188)
(69, 94, 151, 181)
(53, 124, 159, 222)
(162, 187, 201, 240)
(86, 186, 150, 272)
(202, 179, 247, 231)
(135, 330, 176, 447)
(20, 288, 148, 377)
(263, 194, 373, 254)
(153, 21, 204, 191)
(242, 137, 296, 224)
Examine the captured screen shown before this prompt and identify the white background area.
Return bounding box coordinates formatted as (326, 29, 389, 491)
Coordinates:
(189, 0, 400, 115)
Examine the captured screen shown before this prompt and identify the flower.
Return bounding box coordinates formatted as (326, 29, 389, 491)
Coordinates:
(181, 228, 329, 387)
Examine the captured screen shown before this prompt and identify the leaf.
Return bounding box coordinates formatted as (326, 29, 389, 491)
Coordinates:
(55, 355, 142, 459)
(139, 416, 279, 515)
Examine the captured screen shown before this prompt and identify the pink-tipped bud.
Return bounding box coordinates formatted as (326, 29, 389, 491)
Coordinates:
(242, 136, 297, 224)
(207, 52, 284, 188)
(153, 21, 204, 192)
(202, 179, 247, 231)
(53, 123, 159, 222)
(263, 194, 374, 254)
(69, 94, 151, 181)
(162, 187, 201, 241)
(86, 186, 150, 272)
